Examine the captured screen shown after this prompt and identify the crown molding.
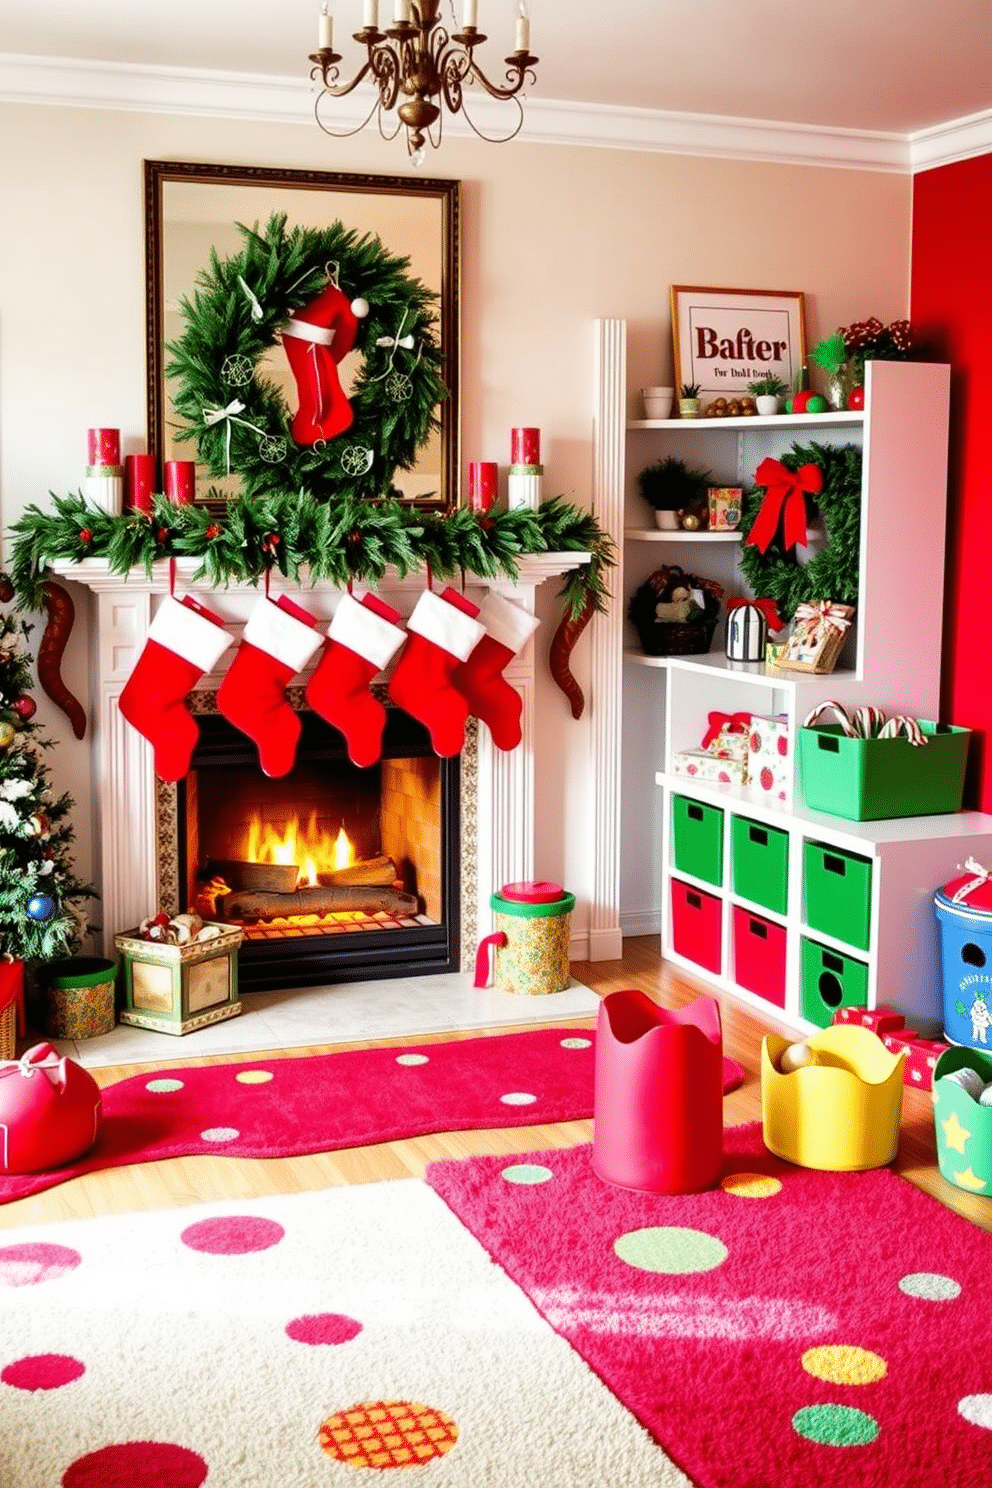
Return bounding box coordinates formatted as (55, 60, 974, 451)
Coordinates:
(0, 51, 988, 175)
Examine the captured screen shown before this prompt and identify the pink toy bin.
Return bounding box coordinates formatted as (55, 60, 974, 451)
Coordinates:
(592, 988, 724, 1194)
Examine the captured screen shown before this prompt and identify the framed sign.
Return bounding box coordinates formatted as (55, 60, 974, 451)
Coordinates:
(671, 286, 806, 407)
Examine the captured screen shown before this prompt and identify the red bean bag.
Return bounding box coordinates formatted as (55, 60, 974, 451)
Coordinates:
(0, 1043, 102, 1173)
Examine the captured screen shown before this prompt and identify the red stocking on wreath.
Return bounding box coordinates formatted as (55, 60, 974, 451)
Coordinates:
(281, 282, 368, 446)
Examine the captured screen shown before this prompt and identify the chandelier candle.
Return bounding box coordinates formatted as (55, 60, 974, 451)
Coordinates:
(84, 428, 122, 514)
(164, 460, 196, 506)
(508, 427, 542, 511)
(124, 453, 157, 515)
(468, 461, 498, 511)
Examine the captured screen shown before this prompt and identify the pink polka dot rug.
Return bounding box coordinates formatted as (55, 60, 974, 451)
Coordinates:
(0, 1029, 744, 1205)
(427, 1122, 992, 1488)
(0, 1178, 693, 1487)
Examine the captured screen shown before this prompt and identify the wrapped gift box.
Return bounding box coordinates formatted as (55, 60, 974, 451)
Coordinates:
(833, 1005, 907, 1036)
(747, 714, 789, 800)
(116, 923, 243, 1035)
(707, 486, 742, 532)
(777, 601, 855, 675)
(882, 1029, 949, 1092)
(673, 751, 748, 786)
(708, 725, 749, 763)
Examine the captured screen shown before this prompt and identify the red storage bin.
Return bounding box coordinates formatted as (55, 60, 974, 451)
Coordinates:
(733, 906, 786, 1008)
(671, 878, 722, 974)
(592, 989, 724, 1194)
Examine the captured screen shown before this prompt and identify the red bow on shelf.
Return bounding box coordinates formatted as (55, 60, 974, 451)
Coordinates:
(746, 457, 824, 554)
(726, 595, 786, 633)
(700, 710, 752, 749)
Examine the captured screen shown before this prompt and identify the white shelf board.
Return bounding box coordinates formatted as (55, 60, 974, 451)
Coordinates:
(625, 528, 742, 543)
(665, 652, 859, 687)
(657, 769, 992, 850)
(628, 412, 864, 432)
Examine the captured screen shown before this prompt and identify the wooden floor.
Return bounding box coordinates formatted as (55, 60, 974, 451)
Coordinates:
(2, 936, 988, 1234)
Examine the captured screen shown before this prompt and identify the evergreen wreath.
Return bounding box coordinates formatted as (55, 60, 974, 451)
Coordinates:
(9, 493, 614, 623)
(737, 442, 863, 622)
(166, 212, 447, 503)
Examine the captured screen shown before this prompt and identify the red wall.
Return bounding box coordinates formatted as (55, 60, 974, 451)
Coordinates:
(912, 154, 992, 809)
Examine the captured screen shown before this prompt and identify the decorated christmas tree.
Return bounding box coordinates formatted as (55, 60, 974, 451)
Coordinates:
(0, 605, 91, 964)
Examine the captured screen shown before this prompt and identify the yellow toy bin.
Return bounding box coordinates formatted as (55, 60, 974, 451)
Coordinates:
(761, 1023, 905, 1171)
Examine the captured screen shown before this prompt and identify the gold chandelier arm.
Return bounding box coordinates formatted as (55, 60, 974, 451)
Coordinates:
(309, 49, 376, 101)
(459, 51, 538, 104)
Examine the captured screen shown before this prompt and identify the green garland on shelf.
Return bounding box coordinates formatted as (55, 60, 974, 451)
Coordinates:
(8, 492, 615, 621)
(165, 212, 447, 503)
(737, 441, 862, 622)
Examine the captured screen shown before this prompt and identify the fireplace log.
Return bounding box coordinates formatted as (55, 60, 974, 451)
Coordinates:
(319, 856, 397, 888)
(221, 885, 419, 923)
(205, 860, 298, 893)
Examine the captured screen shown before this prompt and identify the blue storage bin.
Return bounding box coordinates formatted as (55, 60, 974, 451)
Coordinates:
(934, 868, 992, 1050)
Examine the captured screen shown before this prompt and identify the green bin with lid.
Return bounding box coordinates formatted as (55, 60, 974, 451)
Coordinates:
(474, 881, 575, 995)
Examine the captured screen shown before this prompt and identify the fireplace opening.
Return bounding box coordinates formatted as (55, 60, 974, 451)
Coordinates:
(177, 708, 460, 992)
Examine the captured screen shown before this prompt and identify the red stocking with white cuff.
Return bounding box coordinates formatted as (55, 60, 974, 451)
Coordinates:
(387, 588, 485, 758)
(305, 591, 406, 768)
(119, 594, 233, 782)
(216, 594, 323, 778)
(453, 590, 539, 752)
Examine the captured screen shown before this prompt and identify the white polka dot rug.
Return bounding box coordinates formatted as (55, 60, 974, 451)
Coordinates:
(0, 1030, 744, 1206)
(427, 1122, 992, 1487)
(0, 1178, 691, 1487)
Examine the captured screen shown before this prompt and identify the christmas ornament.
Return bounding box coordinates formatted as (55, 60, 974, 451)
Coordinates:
(452, 590, 539, 752)
(847, 386, 865, 410)
(216, 594, 323, 778)
(12, 695, 36, 721)
(118, 594, 234, 782)
(388, 588, 485, 757)
(165, 214, 445, 503)
(305, 591, 406, 769)
(27, 894, 56, 923)
(680, 512, 701, 532)
(0, 721, 15, 749)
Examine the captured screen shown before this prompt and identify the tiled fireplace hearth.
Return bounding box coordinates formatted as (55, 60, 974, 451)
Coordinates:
(52, 555, 595, 986)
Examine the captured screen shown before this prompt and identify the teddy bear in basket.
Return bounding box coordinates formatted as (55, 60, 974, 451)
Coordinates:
(628, 565, 724, 657)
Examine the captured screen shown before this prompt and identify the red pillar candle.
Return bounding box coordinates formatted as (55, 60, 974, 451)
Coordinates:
(87, 428, 120, 467)
(510, 427, 540, 466)
(164, 460, 196, 505)
(125, 453, 157, 514)
(468, 461, 498, 511)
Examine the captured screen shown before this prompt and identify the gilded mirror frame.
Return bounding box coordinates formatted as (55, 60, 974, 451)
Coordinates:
(144, 159, 460, 510)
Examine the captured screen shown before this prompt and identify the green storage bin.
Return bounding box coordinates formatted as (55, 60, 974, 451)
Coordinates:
(672, 795, 724, 887)
(731, 815, 789, 915)
(801, 937, 869, 1028)
(799, 721, 970, 821)
(803, 840, 873, 951)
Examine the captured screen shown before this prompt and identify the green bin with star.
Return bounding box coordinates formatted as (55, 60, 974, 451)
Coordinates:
(932, 1046, 992, 1196)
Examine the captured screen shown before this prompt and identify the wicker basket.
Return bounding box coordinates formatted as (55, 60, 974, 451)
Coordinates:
(628, 565, 723, 657)
(0, 1000, 15, 1061)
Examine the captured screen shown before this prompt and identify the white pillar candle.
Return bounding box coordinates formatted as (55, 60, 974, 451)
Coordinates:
(394, 0, 411, 21)
(363, 0, 379, 26)
(319, 5, 333, 48)
(462, 0, 478, 26)
(515, 2, 529, 50)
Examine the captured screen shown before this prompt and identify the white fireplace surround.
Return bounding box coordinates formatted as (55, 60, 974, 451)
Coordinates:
(50, 554, 599, 969)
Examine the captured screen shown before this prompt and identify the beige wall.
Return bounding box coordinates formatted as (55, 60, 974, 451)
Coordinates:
(0, 100, 912, 941)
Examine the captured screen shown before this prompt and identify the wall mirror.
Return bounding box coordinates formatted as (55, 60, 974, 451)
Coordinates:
(145, 160, 460, 509)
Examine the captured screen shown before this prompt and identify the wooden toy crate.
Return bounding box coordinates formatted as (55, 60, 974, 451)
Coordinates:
(115, 924, 243, 1035)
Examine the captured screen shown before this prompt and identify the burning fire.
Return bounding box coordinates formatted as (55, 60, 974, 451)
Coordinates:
(245, 812, 354, 888)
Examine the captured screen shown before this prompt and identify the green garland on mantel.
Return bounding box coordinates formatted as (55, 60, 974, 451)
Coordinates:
(9, 491, 615, 621)
(737, 441, 863, 623)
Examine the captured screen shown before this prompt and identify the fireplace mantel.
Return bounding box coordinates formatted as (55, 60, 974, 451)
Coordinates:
(50, 555, 590, 968)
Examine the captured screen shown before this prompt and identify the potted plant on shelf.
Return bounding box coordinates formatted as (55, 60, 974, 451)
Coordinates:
(637, 457, 712, 530)
(747, 373, 788, 416)
(678, 382, 702, 418)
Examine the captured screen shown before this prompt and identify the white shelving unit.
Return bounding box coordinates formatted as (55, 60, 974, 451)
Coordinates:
(595, 318, 992, 1033)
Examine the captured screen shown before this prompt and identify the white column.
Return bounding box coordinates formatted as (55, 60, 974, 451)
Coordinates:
(587, 317, 626, 959)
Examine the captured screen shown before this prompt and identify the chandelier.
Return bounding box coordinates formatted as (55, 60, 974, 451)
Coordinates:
(309, 1, 538, 163)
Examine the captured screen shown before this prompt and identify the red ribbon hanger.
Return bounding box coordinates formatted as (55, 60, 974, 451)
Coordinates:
(746, 457, 824, 554)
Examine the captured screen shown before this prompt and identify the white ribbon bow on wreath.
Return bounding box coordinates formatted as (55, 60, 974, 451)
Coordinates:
(202, 399, 270, 475)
